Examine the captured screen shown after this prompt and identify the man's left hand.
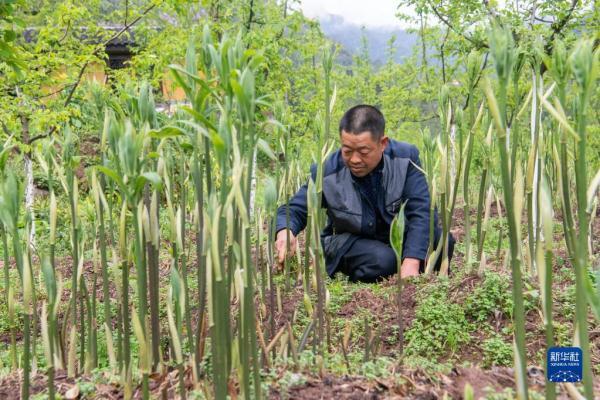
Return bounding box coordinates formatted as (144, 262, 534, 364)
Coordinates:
(400, 258, 420, 279)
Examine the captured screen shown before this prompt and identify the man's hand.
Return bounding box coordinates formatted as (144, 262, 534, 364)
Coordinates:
(275, 229, 297, 269)
(400, 257, 420, 279)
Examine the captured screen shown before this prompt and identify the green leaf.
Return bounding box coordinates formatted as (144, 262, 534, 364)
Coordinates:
(41, 257, 57, 303)
(389, 202, 407, 260)
(4, 30, 16, 42)
(134, 172, 162, 195)
(180, 142, 194, 152)
(169, 64, 214, 93)
(256, 138, 276, 160)
(587, 168, 600, 213)
(180, 106, 217, 132)
(141, 172, 162, 186)
(210, 131, 226, 154)
(585, 271, 600, 321)
(169, 67, 192, 99)
(263, 176, 278, 210)
(96, 166, 125, 192)
(149, 126, 185, 139)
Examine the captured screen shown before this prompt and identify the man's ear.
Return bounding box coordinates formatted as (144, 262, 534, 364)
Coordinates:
(380, 135, 389, 149)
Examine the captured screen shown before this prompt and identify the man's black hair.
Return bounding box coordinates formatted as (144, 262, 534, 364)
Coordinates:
(339, 105, 385, 140)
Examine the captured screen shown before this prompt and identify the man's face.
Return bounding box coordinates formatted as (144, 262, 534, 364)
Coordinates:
(340, 130, 388, 177)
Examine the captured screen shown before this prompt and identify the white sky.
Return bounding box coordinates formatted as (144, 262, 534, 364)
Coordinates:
(297, 0, 412, 28)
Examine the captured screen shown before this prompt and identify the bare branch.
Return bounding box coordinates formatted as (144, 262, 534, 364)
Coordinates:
(1, 121, 13, 137)
(27, 133, 49, 144)
(428, 1, 488, 49)
(62, 3, 156, 109)
(34, 2, 157, 144)
(462, 52, 490, 110)
(58, 20, 71, 43)
(62, 60, 90, 107)
(535, 17, 555, 24)
(32, 83, 76, 101)
(548, 0, 578, 44)
(440, 28, 450, 84)
(403, 115, 438, 123)
(245, 0, 255, 33)
(541, 0, 578, 74)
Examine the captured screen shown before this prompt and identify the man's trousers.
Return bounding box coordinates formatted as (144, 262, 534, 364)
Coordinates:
(334, 234, 455, 283)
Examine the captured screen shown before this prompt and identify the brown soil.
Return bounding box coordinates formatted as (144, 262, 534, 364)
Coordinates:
(1, 198, 599, 398)
(0, 370, 100, 400)
(0, 365, 199, 400)
(269, 374, 389, 399)
(269, 367, 600, 400)
(258, 285, 304, 333)
(268, 365, 600, 399)
(336, 280, 417, 357)
(2, 364, 599, 400)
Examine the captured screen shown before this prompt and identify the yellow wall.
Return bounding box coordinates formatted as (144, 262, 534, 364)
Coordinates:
(84, 61, 107, 84)
(40, 62, 199, 103)
(161, 69, 187, 102)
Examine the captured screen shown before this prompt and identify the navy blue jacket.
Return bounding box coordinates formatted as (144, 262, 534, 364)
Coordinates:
(276, 139, 442, 276)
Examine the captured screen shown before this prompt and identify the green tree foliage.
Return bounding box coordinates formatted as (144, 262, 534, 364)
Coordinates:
(0, 0, 24, 72)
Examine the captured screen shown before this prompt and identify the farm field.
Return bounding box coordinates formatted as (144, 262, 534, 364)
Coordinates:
(0, 210, 599, 399)
(0, 1, 599, 399)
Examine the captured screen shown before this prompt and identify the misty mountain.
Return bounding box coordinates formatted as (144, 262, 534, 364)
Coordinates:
(318, 14, 417, 67)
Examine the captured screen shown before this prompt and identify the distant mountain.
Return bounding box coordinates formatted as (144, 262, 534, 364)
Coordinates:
(317, 14, 417, 66)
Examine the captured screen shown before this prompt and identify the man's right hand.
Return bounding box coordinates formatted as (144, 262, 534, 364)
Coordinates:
(275, 229, 297, 268)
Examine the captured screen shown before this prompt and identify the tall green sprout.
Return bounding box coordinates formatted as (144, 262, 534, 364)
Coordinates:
(389, 203, 406, 356)
(99, 114, 161, 399)
(484, 24, 529, 399)
(434, 85, 455, 274)
(420, 128, 436, 270)
(567, 39, 596, 399)
(57, 127, 84, 376)
(0, 141, 17, 370)
(171, 27, 270, 399)
(41, 256, 62, 400)
(306, 45, 336, 355)
(475, 122, 493, 271)
(525, 40, 544, 276)
(264, 176, 279, 359)
(170, 35, 214, 376)
(543, 39, 597, 399)
(538, 177, 556, 400)
(549, 40, 576, 257)
(0, 173, 33, 399)
(462, 50, 483, 269)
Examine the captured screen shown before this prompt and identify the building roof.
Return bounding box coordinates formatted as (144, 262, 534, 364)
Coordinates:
(23, 25, 137, 47)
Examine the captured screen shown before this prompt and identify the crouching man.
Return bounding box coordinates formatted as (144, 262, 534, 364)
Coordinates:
(275, 105, 455, 283)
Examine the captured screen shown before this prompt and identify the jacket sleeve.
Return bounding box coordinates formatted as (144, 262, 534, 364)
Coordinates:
(276, 183, 308, 236)
(401, 145, 431, 261)
(275, 164, 318, 236)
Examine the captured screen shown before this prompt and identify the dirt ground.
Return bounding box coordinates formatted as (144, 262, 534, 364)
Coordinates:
(0, 204, 599, 399)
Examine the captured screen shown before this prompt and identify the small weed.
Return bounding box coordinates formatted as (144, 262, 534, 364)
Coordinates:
(556, 285, 576, 321)
(553, 321, 572, 347)
(326, 277, 355, 313)
(465, 272, 512, 322)
(483, 387, 516, 399)
(359, 356, 393, 379)
(481, 334, 512, 367)
(278, 370, 306, 390)
(403, 355, 453, 374)
(405, 283, 470, 358)
(484, 387, 547, 400)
